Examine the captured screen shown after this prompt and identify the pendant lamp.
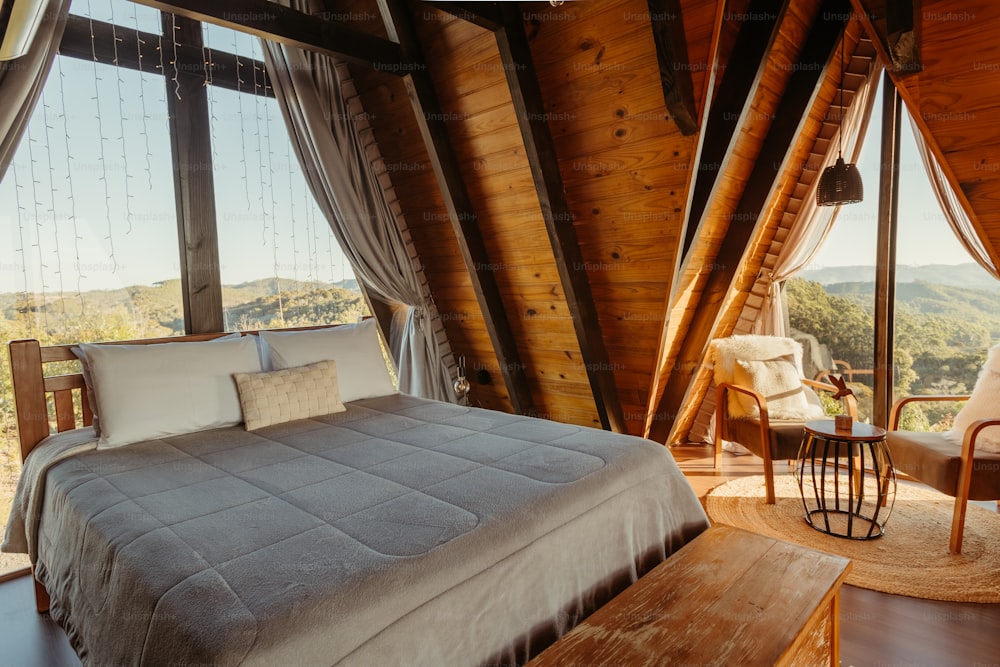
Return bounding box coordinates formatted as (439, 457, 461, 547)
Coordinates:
(817, 31, 863, 206)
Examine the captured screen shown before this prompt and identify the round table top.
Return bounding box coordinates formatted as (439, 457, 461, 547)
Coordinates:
(804, 419, 887, 441)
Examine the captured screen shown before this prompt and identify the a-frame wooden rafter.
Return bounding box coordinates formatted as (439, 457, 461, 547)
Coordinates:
(646, 0, 698, 136)
(376, 0, 537, 415)
(493, 4, 626, 432)
(679, 0, 790, 258)
(131, 0, 404, 71)
(649, 0, 852, 443)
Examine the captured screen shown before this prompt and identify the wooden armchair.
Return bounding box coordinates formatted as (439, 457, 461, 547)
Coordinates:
(716, 378, 857, 504)
(710, 335, 857, 504)
(887, 395, 1000, 553)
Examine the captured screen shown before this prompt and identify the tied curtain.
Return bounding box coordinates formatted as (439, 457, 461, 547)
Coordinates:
(261, 4, 455, 402)
(754, 60, 883, 336)
(907, 112, 1000, 280)
(0, 0, 72, 179)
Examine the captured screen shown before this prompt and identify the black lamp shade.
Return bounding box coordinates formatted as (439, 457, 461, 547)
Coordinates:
(816, 156, 863, 206)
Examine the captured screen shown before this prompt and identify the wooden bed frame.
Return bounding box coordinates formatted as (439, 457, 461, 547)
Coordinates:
(6, 324, 356, 612)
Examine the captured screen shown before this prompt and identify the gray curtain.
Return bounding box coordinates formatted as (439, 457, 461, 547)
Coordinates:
(0, 0, 72, 178)
(261, 13, 455, 402)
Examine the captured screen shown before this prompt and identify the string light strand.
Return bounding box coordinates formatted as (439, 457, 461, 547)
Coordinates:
(88, 2, 117, 274)
(56, 55, 85, 304)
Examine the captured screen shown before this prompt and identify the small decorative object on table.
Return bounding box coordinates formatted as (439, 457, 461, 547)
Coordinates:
(827, 374, 854, 430)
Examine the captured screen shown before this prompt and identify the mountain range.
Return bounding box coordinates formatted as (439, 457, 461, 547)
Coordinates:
(798, 263, 999, 291)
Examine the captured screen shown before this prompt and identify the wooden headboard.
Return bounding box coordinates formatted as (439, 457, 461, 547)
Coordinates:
(7, 324, 360, 463)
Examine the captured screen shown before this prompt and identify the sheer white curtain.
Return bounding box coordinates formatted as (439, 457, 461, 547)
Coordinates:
(755, 61, 884, 335)
(0, 0, 71, 178)
(908, 113, 1000, 280)
(262, 2, 455, 402)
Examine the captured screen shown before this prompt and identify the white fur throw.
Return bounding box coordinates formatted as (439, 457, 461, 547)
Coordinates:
(945, 343, 1000, 453)
(709, 335, 825, 421)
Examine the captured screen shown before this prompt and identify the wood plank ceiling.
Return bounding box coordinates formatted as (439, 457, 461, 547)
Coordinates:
(340, 0, 717, 434)
(266, 0, 969, 443)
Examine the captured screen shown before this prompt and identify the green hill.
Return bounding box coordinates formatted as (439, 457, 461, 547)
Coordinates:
(822, 280, 1000, 340)
(1, 278, 366, 339)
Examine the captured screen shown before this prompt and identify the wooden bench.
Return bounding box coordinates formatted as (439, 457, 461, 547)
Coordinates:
(527, 525, 851, 667)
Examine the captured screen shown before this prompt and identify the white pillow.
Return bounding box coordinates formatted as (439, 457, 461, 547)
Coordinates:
(258, 319, 396, 403)
(79, 336, 262, 449)
(234, 360, 346, 430)
(71, 333, 247, 437)
(733, 356, 821, 420)
(946, 344, 1000, 453)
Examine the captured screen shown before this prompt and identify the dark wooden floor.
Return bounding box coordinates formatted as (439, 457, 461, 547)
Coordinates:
(1, 445, 998, 666)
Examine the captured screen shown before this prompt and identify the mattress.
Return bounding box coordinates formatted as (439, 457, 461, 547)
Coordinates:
(4, 393, 708, 666)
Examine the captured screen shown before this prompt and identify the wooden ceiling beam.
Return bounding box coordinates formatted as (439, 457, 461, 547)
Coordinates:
(649, 0, 851, 443)
(424, 1, 503, 31)
(58, 15, 272, 98)
(377, 0, 536, 415)
(646, 0, 698, 136)
(679, 0, 791, 259)
(862, 0, 921, 76)
(129, 0, 405, 72)
(493, 4, 626, 433)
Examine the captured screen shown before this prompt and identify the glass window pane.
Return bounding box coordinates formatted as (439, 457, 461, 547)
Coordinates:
(890, 120, 998, 431)
(0, 50, 182, 575)
(71, 0, 163, 35)
(203, 21, 263, 62)
(206, 61, 363, 331)
(788, 87, 882, 423)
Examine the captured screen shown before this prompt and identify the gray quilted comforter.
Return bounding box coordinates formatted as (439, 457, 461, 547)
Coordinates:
(4, 394, 708, 666)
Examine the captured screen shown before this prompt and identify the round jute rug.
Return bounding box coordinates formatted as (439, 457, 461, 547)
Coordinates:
(704, 475, 1000, 603)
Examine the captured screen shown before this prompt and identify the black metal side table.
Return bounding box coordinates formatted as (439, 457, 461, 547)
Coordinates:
(794, 420, 895, 540)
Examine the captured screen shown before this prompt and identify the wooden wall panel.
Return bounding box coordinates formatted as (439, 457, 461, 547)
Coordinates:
(524, 0, 715, 434)
(347, 59, 515, 411)
(415, 8, 601, 426)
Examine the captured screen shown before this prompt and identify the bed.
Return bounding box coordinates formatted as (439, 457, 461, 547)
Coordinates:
(3, 322, 709, 666)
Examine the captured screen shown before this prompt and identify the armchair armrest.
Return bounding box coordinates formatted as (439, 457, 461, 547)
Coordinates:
(955, 417, 1000, 552)
(716, 382, 771, 424)
(803, 378, 858, 419)
(888, 395, 970, 430)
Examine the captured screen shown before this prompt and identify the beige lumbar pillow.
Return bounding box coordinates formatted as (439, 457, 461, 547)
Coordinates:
(733, 355, 819, 421)
(234, 359, 346, 431)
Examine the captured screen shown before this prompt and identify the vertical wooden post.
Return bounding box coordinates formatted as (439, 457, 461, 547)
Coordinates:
(163, 13, 224, 334)
(873, 73, 900, 429)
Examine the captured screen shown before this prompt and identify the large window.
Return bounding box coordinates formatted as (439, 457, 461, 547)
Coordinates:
(890, 119, 997, 431)
(788, 81, 1000, 429)
(786, 87, 882, 424)
(1, 1, 362, 576)
(205, 29, 362, 331)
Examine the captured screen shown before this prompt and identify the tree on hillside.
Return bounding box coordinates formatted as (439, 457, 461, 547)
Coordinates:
(785, 277, 987, 431)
